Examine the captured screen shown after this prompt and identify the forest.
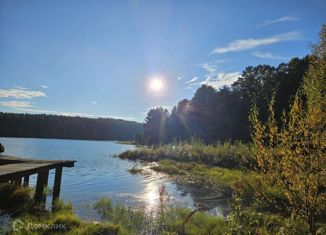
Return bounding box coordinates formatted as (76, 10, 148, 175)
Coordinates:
(142, 56, 309, 144)
(0, 113, 143, 141)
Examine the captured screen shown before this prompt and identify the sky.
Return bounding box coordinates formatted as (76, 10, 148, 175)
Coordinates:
(0, 0, 325, 122)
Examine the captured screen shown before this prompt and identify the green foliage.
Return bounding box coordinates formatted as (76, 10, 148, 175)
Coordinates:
(141, 56, 308, 144)
(232, 178, 289, 214)
(94, 197, 113, 220)
(48, 213, 82, 232)
(0, 183, 33, 216)
(227, 199, 310, 235)
(2, 183, 322, 235)
(52, 199, 73, 213)
(152, 160, 255, 193)
(128, 165, 143, 174)
(119, 139, 254, 170)
(250, 25, 326, 232)
(144, 107, 169, 145)
(93, 197, 228, 235)
(0, 112, 143, 141)
(67, 223, 122, 235)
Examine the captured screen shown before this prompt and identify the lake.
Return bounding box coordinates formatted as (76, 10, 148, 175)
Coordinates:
(0, 137, 228, 218)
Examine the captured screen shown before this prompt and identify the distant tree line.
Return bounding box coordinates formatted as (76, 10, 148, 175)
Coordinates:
(0, 113, 143, 141)
(142, 56, 309, 144)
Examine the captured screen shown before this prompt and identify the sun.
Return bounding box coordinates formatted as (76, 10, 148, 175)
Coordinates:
(149, 77, 164, 92)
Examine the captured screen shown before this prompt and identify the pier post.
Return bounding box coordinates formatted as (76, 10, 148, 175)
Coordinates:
(13, 177, 22, 186)
(34, 170, 49, 205)
(52, 166, 63, 210)
(23, 175, 29, 187)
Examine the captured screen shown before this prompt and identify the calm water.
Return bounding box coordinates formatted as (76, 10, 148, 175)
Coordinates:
(0, 137, 228, 218)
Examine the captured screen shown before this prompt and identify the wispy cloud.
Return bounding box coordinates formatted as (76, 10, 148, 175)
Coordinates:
(201, 72, 240, 89)
(40, 85, 48, 89)
(92, 101, 97, 105)
(0, 101, 33, 108)
(211, 31, 301, 54)
(183, 61, 239, 90)
(13, 86, 28, 90)
(185, 77, 199, 84)
(184, 77, 200, 90)
(257, 16, 299, 28)
(252, 51, 289, 60)
(0, 88, 46, 99)
(200, 62, 240, 89)
(177, 76, 183, 80)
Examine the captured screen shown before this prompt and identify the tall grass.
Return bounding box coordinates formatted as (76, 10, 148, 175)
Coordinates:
(0, 183, 33, 216)
(152, 160, 256, 192)
(0, 183, 318, 234)
(93, 195, 228, 235)
(92, 195, 314, 235)
(118, 139, 254, 169)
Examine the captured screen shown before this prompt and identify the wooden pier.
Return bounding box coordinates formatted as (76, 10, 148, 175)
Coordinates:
(0, 155, 75, 210)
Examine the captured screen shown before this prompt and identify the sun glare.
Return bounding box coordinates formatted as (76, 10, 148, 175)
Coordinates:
(149, 77, 164, 92)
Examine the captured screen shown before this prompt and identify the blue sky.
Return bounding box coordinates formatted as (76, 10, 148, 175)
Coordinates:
(0, 0, 325, 122)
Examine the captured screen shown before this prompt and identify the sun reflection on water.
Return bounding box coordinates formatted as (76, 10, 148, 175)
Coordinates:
(143, 181, 161, 209)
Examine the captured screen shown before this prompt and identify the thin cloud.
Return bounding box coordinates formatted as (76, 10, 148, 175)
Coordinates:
(0, 101, 33, 108)
(41, 85, 48, 89)
(257, 16, 299, 28)
(185, 76, 200, 90)
(185, 77, 199, 84)
(211, 31, 301, 54)
(252, 51, 289, 60)
(200, 62, 240, 89)
(0, 88, 46, 99)
(92, 101, 97, 105)
(13, 86, 28, 90)
(200, 63, 217, 73)
(201, 72, 240, 89)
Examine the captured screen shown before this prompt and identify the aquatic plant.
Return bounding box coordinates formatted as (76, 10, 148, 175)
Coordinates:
(118, 139, 254, 170)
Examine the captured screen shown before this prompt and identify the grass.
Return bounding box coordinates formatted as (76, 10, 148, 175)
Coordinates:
(118, 139, 254, 170)
(93, 196, 229, 235)
(11, 204, 127, 235)
(117, 140, 139, 145)
(119, 147, 321, 234)
(152, 160, 256, 193)
(127, 165, 143, 174)
(120, 142, 295, 217)
(0, 183, 34, 216)
(0, 183, 320, 234)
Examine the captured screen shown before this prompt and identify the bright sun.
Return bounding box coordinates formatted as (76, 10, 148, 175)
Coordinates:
(149, 78, 164, 92)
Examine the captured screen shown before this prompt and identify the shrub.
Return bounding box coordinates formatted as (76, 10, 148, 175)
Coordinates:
(0, 183, 33, 216)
